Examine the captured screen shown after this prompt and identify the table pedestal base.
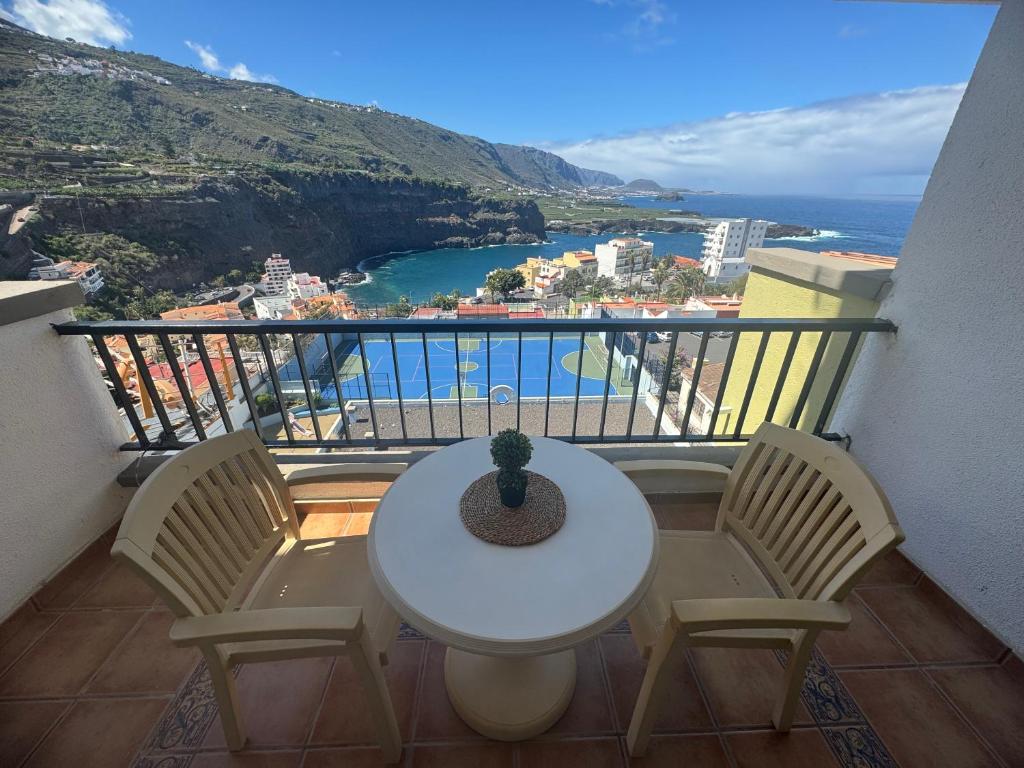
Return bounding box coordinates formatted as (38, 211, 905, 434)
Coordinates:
(443, 647, 576, 741)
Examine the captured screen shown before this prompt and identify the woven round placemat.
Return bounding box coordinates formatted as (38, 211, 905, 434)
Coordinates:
(459, 471, 566, 546)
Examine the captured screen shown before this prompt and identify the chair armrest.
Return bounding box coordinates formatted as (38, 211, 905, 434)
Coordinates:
(169, 607, 363, 647)
(614, 460, 732, 478)
(285, 463, 407, 487)
(670, 598, 850, 634)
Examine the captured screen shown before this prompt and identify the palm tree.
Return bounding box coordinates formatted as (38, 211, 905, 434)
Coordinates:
(637, 252, 652, 291)
(584, 275, 616, 300)
(651, 258, 672, 300)
(665, 267, 706, 304)
(625, 252, 637, 293)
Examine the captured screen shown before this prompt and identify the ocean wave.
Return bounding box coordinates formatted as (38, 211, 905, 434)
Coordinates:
(771, 229, 848, 242)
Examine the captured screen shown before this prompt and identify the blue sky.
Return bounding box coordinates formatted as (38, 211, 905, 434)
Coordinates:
(1, 0, 998, 193)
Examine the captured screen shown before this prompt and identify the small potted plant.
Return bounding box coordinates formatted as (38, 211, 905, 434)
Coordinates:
(490, 428, 533, 508)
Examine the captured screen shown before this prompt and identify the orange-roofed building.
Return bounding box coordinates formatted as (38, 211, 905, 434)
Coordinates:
(508, 309, 545, 319)
(689, 295, 743, 318)
(159, 302, 243, 322)
(297, 293, 358, 319)
(457, 304, 509, 319)
(672, 256, 702, 270)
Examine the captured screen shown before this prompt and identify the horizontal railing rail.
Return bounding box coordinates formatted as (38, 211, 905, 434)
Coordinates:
(55, 317, 895, 452)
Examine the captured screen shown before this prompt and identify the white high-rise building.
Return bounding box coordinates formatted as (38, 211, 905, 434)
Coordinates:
(594, 237, 654, 280)
(260, 254, 293, 296)
(700, 219, 768, 282)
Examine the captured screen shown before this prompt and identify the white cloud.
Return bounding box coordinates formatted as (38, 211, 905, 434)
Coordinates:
(545, 84, 965, 194)
(184, 39, 276, 83)
(1, 0, 129, 45)
(838, 24, 868, 39)
(592, 0, 676, 51)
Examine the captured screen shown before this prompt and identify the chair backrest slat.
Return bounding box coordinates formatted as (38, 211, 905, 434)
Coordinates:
(112, 431, 296, 617)
(719, 423, 903, 602)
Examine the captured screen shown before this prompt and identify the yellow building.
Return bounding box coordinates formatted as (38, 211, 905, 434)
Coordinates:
(715, 248, 895, 435)
(515, 256, 566, 286)
(561, 249, 597, 270)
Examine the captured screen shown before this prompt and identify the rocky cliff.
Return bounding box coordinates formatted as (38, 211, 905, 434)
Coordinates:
(1, 171, 545, 289)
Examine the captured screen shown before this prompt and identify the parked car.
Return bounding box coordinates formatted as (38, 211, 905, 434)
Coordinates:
(656, 331, 672, 342)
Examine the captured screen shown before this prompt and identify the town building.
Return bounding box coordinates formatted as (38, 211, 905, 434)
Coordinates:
(298, 293, 358, 320)
(671, 256, 703, 271)
(159, 302, 244, 322)
(676, 362, 728, 435)
(594, 237, 654, 280)
(253, 295, 296, 320)
(286, 272, 329, 301)
(700, 218, 769, 282)
(561, 250, 598, 276)
(28, 255, 104, 295)
(260, 254, 293, 296)
(683, 295, 744, 318)
(513, 257, 569, 298)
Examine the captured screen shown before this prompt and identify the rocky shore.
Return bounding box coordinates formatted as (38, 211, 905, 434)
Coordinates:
(545, 217, 817, 239)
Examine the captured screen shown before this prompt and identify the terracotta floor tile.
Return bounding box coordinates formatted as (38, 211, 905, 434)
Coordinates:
(413, 641, 483, 741)
(519, 737, 624, 768)
(0, 610, 143, 697)
(0, 603, 60, 675)
(310, 640, 423, 745)
(547, 640, 614, 735)
(841, 669, 996, 767)
(72, 560, 159, 608)
(690, 648, 812, 729)
(626, 734, 728, 766)
(87, 610, 200, 694)
(858, 581, 1006, 663)
(24, 696, 169, 768)
(299, 512, 352, 539)
(600, 634, 713, 733)
(344, 512, 374, 537)
(857, 549, 921, 586)
(928, 661, 1024, 766)
(204, 657, 333, 748)
(726, 729, 839, 767)
(0, 700, 71, 767)
(31, 536, 116, 609)
(303, 746, 398, 767)
(189, 750, 303, 767)
(815, 595, 912, 668)
(411, 742, 516, 767)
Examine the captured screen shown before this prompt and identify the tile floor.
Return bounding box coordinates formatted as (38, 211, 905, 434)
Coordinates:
(1, 494, 1021, 767)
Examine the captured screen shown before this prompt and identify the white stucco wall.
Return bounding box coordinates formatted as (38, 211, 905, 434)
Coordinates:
(0, 287, 134, 620)
(832, 0, 1024, 653)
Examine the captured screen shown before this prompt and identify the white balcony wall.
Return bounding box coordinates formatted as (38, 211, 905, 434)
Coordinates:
(833, 0, 1024, 653)
(0, 282, 133, 620)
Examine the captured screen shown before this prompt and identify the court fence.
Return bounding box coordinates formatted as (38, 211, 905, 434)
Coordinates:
(54, 317, 895, 451)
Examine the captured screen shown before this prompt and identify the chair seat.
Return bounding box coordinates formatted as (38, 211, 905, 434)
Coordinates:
(227, 534, 400, 666)
(628, 530, 797, 656)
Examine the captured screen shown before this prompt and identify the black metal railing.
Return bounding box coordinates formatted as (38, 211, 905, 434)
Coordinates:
(54, 317, 895, 451)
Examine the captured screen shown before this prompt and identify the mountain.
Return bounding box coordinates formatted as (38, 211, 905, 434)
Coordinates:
(0, 19, 616, 191)
(621, 179, 665, 192)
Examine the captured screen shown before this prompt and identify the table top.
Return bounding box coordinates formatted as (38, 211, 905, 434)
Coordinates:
(368, 437, 659, 656)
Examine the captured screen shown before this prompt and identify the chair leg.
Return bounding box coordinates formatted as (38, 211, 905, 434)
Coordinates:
(202, 648, 246, 751)
(351, 633, 402, 765)
(626, 624, 685, 758)
(771, 633, 818, 732)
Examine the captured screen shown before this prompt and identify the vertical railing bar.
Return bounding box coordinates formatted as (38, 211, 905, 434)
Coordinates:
(790, 330, 832, 429)
(194, 333, 233, 433)
(764, 331, 801, 424)
(126, 332, 175, 438)
(388, 332, 408, 442)
(680, 333, 709, 440)
(158, 332, 206, 440)
(421, 333, 436, 442)
(290, 333, 322, 442)
(516, 331, 523, 432)
(733, 331, 771, 439)
(571, 331, 586, 441)
(598, 331, 616, 441)
(652, 331, 680, 439)
(625, 332, 648, 441)
(226, 333, 262, 441)
(813, 330, 861, 435)
(705, 332, 740, 439)
(92, 332, 150, 447)
(486, 332, 492, 436)
(453, 331, 464, 439)
(544, 331, 554, 437)
(323, 332, 351, 442)
(356, 332, 380, 442)
(259, 334, 294, 445)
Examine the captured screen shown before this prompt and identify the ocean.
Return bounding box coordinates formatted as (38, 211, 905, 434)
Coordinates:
(346, 193, 919, 306)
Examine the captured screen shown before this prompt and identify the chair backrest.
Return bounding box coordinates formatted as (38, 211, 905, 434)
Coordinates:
(112, 430, 298, 618)
(718, 423, 903, 602)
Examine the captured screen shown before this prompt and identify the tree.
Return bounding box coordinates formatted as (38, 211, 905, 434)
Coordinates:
(584, 275, 616, 300)
(715, 272, 748, 296)
(560, 269, 586, 299)
(625, 252, 637, 292)
(651, 258, 672, 300)
(484, 268, 526, 300)
(665, 267, 706, 304)
(382, 296, 413, 317)
(429, 291, 459, 310)
(637, 252, 652, 291)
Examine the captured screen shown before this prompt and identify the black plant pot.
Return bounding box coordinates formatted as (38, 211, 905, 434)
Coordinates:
(496, 470, 528, 508)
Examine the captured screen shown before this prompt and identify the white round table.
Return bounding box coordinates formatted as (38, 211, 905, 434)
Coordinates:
(368, 437, 659, 740)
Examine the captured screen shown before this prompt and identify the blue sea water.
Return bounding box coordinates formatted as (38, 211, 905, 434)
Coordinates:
(346, 193, 919, 306)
